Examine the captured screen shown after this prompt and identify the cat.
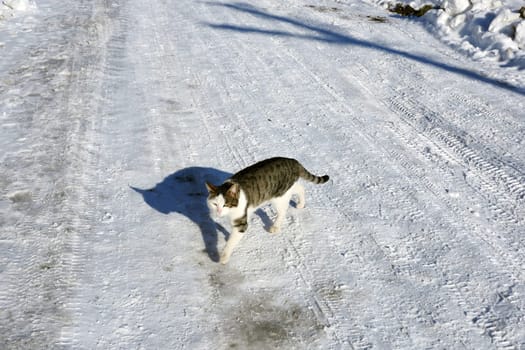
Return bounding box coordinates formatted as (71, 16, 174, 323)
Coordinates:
(205, 157, 329, 264)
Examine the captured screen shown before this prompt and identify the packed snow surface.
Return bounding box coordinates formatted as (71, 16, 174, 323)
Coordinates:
(0, 0, 36, 19)
(1, 0, 525, 349)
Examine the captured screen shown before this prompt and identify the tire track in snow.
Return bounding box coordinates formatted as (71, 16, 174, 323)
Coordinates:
(0, 2, 112, 348)
(61, 1, 199, 347)
(148, 0, 247, 174)
(58, 2, 134, 347)
(386, 91, 525, 208)
(350, 61, 525, 276)
(142, 1, 525, 348)
(237, 21, 465, 350)
(135, 2, 293, 348)
(203, 2, 525, 348)
(93, 2, 216, 347)
(445, 90, 525, 170)
(329, 89, 521, 348)
(381, 180, 523, 349)
(388, 120, 525, 273)
(262, 46, 447, 348)
(198, 12, 417, 348)
(383, 114, 525, 350)
(354, 55, 525, 210)
(184, 3, 368, 347)
(381, 122, 525, 349)
(245, 12, 525, 345)
(200, 105, 334, 345)
(191, 12, 339, 350)
(347, 59, 525, 348)
(280, 217, 374, 350)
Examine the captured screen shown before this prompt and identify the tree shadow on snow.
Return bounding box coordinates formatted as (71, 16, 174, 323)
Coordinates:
(202, 2, 525, 95)
(130, 167, 232, 262)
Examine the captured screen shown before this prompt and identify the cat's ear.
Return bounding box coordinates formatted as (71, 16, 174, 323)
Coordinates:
(205, 181, 218, 194)
(226, 182, 239, 198)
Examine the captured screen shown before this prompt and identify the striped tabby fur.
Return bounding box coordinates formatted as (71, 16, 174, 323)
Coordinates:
(206, 157, 329, 264)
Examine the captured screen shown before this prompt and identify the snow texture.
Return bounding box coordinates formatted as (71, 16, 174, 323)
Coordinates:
(373, 0, 525, 69)
(1, 0, 525, 349)
(0, 0, 36, 19)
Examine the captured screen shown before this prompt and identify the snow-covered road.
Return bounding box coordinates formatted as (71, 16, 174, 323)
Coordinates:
(1, 0, 525, 349)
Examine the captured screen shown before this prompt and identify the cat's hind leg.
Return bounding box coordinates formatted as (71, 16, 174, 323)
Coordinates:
(269, 191, 292, 233)
(292, 182, 305, 209)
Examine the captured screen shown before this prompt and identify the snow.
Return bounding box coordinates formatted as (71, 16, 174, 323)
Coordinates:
(372, 0, 525, 68)
(1, 0, 524, 349)
(0, 0, 35, 19)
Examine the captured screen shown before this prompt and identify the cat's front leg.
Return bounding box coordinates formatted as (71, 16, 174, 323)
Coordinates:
(220, 215, 248, 264)
(220, 229, 242, 264)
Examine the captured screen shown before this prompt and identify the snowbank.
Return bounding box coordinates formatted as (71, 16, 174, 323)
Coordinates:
(371, 0, 525, 68)
(0, 0, 36, 20)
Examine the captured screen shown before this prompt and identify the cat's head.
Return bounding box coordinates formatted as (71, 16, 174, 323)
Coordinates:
(205, 181, 239, 218)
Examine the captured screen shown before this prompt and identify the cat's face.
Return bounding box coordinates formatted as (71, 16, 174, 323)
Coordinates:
(205, 181, 239, 218)
(207, 193, 228, 218)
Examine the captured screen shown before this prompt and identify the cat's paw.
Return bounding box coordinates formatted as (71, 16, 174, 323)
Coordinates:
(268, 225, 281, 234)
(219, 253, 230, 265)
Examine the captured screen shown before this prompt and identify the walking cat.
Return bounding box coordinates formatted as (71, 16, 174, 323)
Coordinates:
(206, 157, 329, 264)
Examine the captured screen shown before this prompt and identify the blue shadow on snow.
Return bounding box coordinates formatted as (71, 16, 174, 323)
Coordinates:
(202, 2, 524, 95)
(131, 167, 231, 262)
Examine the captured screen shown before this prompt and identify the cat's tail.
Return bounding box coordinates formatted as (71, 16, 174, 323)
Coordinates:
(299, 165, 329, 184)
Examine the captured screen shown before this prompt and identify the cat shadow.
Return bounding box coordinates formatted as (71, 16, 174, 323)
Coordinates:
(254, 201, 301, 232)
(130, 167, 232, 262)
(254, 208, 273, 232)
